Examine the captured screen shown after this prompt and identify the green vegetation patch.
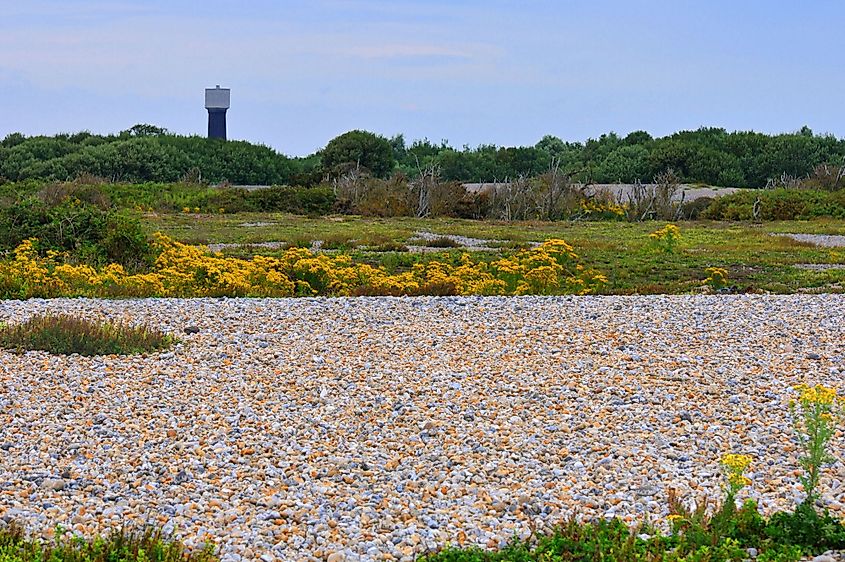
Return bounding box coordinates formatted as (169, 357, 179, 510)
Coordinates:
(0, 313, 177, 356)
(421, 505, 845, 562)
(705, 189, 845, 221)
(0, 184, 154, 270)
(0, 524, 217, 562)
(146, 214, 845, 294)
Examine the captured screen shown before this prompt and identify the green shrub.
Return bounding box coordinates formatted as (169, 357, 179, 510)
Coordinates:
(247, 185, 336, 214)
(680, 196, 715, 219)
(766, 503, 845, 552)
(321, 130, 395, 178)
(0, 314, 176, 356)
(0, 523, 217, 562)
(704, 189, 845, 220)
(0, 185, 154, 270)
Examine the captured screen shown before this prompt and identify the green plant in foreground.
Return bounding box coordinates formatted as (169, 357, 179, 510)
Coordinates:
(789, 384, 843, 506)
(664, 457, 761, 557)
(0, 523, 217, 562)
(0, 313, 176, 356)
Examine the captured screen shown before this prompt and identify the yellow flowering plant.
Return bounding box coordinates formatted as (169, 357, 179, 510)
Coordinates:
(704, 267, 729, 291)
(0, 235, 607, 299)
(579, 200, 627, 220)
(790, 384, 844, 506)
(721, 453, 753, 499)
(492, 239, 606, 295)
(665, 454, 754, 540)
(649, 224, 682, 254)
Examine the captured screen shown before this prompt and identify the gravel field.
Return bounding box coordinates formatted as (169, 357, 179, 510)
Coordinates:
(777, 233, 845, 247)
(1, 296, 844, 561)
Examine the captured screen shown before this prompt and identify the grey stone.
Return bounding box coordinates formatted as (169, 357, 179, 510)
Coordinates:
(42, 479, 65, 491)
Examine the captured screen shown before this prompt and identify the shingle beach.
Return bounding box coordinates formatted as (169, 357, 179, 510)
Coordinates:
(1, 296, 843, 561)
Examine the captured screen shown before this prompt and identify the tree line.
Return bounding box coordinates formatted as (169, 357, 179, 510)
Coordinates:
(2, 124, 845, 188)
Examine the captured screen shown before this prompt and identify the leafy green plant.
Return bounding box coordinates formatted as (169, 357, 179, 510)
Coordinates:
(0, 313, 176, 356)
(0, 187, 154, 270)
(665, 457, 763, 555)
(765, 502, 845, 552)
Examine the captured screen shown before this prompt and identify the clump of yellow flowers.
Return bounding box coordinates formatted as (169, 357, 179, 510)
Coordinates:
(0, 235, 608, 299)
(649, 223, 682, 253)
(790, 384, 844, 506)
(704, 266, 729, 291)
(721, 453, 753, 497)
(579, 199, 627, 220)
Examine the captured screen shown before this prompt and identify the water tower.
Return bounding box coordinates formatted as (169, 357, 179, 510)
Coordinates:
(205, 85, 230, 140)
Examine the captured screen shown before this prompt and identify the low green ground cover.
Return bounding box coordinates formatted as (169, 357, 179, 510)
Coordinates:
(3, 180, 845, 296)
(0, 314, 176, 356)
(421, 505, 845, 562)
(146, 213, 845, 294)
(0, 524, 217, 562)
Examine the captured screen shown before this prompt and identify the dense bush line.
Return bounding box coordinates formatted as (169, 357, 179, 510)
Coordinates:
(395, 126, 845, 188)
(0, 180, 335, 215)
(0, 125, 310, 185)
(5, 124, 845, 188)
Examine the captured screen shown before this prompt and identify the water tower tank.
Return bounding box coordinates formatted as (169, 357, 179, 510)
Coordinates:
(205, 85, 230, 140)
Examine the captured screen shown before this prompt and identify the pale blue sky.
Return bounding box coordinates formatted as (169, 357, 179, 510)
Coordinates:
(1, 1, 843, 155)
